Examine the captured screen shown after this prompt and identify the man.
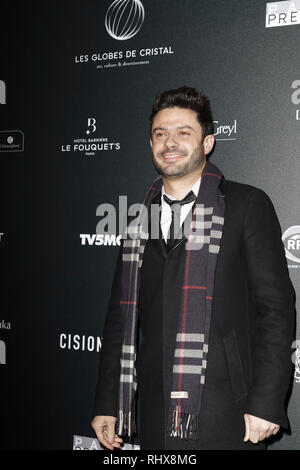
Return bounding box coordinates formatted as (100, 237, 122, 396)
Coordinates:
(92, 86, 296, 450)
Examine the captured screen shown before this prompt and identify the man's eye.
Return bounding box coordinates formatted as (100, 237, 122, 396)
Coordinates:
(179, 131, 190, 136)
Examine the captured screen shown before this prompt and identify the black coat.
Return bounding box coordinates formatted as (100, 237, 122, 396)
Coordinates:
(93, 179, 296, 450)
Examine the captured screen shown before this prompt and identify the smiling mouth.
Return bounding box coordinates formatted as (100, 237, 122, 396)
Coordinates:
(162, 154, 185, 161)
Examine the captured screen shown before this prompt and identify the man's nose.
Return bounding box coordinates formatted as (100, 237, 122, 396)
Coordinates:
(165, 133, 177, 148)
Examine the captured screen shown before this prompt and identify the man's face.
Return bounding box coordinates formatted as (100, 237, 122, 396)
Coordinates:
(150, 107, 214, 178)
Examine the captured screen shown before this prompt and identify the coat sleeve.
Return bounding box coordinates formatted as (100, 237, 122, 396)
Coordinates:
(93, 244, 123, 418)
(242, 188, 296, 429)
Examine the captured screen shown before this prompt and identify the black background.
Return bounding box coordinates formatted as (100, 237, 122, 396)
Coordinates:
(0, 0, 299, 450)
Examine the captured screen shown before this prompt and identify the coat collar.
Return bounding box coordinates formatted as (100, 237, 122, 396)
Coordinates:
(151, 175, 226, 204)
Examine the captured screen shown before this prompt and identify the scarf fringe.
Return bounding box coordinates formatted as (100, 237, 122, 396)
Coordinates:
(168, 405, 200, 440)
(116, 410, 136, 437)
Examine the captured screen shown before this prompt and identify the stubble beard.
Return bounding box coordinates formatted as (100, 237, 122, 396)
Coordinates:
(152, 145, 206, 179)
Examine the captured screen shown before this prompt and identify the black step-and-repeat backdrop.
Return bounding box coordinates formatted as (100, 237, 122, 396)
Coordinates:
(1, 0, 299, 450)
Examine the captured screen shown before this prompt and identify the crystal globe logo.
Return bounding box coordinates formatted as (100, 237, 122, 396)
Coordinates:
(105, 0, 145, 41)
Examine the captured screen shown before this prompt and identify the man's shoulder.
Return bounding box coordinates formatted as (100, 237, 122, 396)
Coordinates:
(224, 179, 272, 204)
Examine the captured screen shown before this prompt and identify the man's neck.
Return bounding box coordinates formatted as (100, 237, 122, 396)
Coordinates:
(162, 168, 204, 199)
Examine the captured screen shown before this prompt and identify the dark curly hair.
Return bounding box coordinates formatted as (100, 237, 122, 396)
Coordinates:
(149, 86, 214, 140)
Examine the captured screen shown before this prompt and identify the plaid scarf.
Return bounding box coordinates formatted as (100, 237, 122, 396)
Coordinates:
(116, 160, 225, 440)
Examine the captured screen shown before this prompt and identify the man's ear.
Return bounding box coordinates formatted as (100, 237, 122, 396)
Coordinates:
(149, 137, 153, 149)
(203, 134, 215, 155)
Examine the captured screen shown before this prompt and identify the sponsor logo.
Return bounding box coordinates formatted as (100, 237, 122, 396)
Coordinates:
(105, 0, 145, 41)
(0, 130, 25, 152)
(61, 118, 120, 156)
(0, 320, 11, 330)
(291, 80, 300, 120)
(80, 234, 122, 246)
(0, 80, 6, 104)
(213, 120, 237, 141)
(266, 1, 300, 28)
(0, 340, 6, 365)
(292, 340, 300, 383)
(86, 117, 97, 135)
(75, 3, 174, 72)
(59, 333, 102, 352)
(74, 46, 174, 70)
(73, 435, 140, 450)
(282, 225, 300, 267)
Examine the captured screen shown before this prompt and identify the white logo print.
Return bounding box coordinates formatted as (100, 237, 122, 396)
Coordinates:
(0, 80, 6, 104)
(105, 0, 145, 41)
(295, 347, 300, 383)
(0, 340, 6, 365)
(292, 341, 300, 383)
(73, 434, 140, 450)
(266, 1, 300, 28)
(282, 226, 300, 263)
(86, 117, 97, 135)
